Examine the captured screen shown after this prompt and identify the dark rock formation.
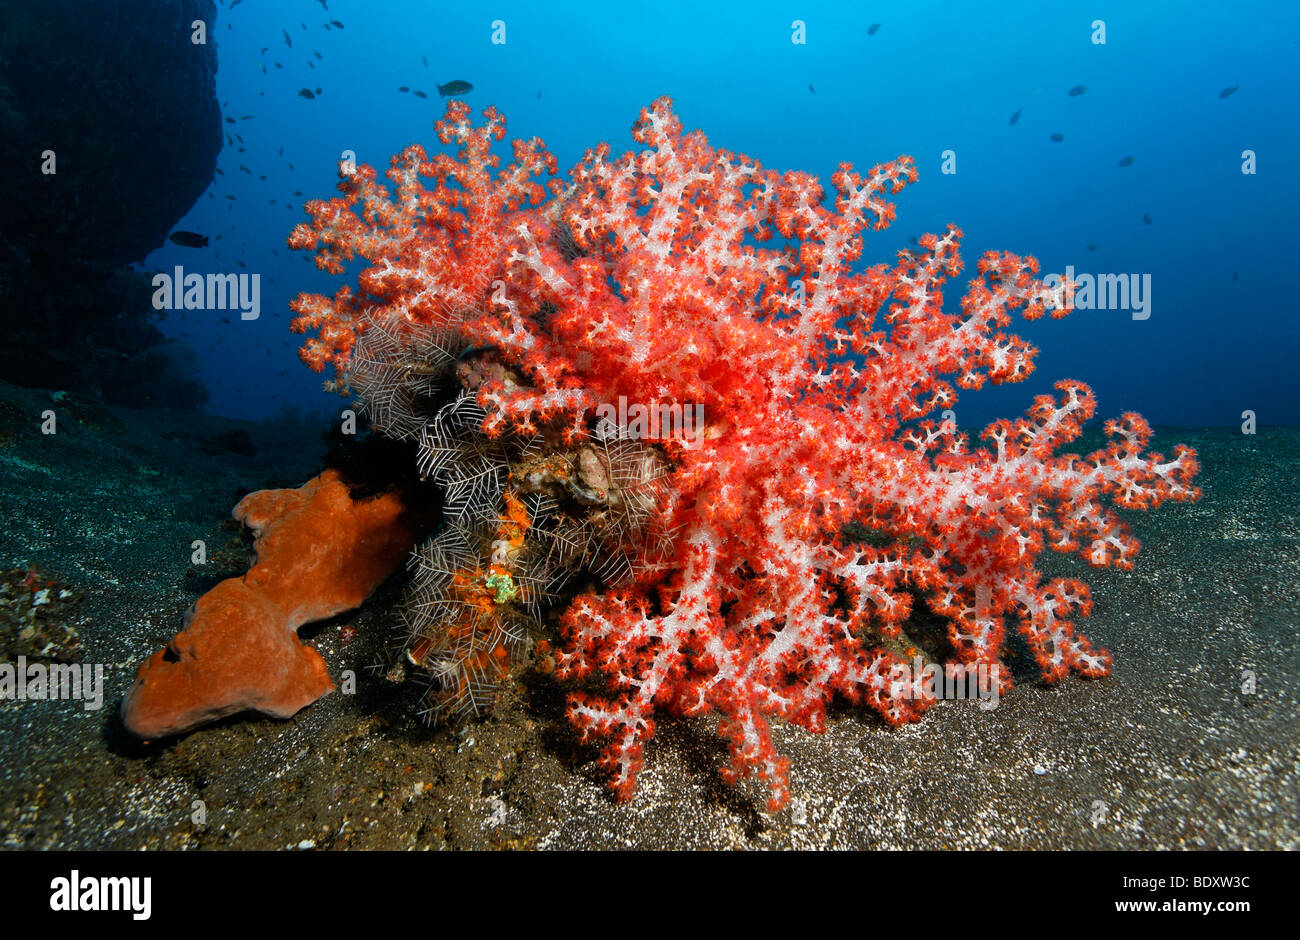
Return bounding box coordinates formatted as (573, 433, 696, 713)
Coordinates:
(0, 0, 221, 407)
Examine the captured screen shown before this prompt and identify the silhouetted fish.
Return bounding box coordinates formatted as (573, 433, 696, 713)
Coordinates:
(437, 80, 472, 97)
(1118, 155, 1134, 167)
(1143, 213, 1152, 224)
(398, 86, 409, 92)
(422, 55, 429, 67)
(1009, 109, 1021, 125)
(299, 88, 315, 98)
(1067, 85, 1086, 96)
(169, 231, 209, 248)
(1050, 133, 1065, 142)
(809, 84, 816, 94)
(331, 20, 344, 28)
(1086, 244, 1098, 251)
(413, 89, 427, 98)
(1219, 85, 1239, 98)
(868, 23, 881, 36)
(282, 30, 292, 47)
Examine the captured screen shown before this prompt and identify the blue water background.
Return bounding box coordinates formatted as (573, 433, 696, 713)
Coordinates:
(144, 0, 1300, 429)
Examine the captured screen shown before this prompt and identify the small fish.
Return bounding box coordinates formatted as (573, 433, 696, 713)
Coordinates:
(537, 90, 541, 99)
(1219, 85, 1239, 98)
(282, 30, 292, 48)
(437, 80, 473, 97)
(293, 190, 303, 196)
(215, 168, 224, 175)
(299, 88, 315, 98)
(1009, 108, 1021, 125)
(314, 50, 322, 59)
(239, 115, 253, 120)
(224, 116, 235, 124)
(331, 19, 344, 28)
(169, 230, 209, 248)
(398, 86, 409, 92)
(867, 23, 881, 36)
(422, 55, 428, 67)
(1067, 84, 1087, 96)
(279, 145, 284, 156)
(1233, 272, 1238, 282)
(413, 89, 427, 98)
(809, 83, 816, 94)
(1143, 213, 1152, 224)
(1086, 244, 1098, 251)
(1050, 132, 1065, 142)
(316, 87, 322, 95)
(1117, 155, 1134, 167)
(260, 47, 267, 56)
(274, 62, 282, 68)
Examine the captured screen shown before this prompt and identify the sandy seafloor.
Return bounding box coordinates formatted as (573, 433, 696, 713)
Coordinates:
(0, 377, 1296, 851)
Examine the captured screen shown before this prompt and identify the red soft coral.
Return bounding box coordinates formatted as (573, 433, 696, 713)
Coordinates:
(472, 98, 1200, 808)
(290, 98, 1200, 811)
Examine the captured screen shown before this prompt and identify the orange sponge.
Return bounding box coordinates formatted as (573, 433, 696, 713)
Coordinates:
(121, 469, 416, 739)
